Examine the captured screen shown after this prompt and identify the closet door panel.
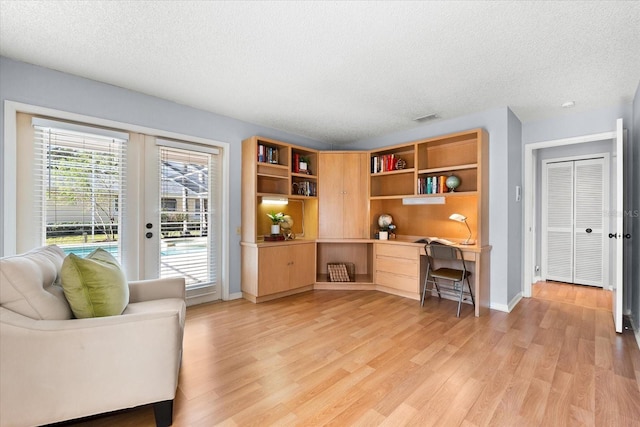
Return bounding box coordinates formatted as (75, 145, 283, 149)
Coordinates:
(573, 159, 605, 286)
(543, 162, 574, 282)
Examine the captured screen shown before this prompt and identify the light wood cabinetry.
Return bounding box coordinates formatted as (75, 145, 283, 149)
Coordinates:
(318, 152, 369, 239)
(374, 243, 421, 297)
(369, 129, 489, 245)
(242, 136, 319, 243)
(315, 240, 374, 287)
(242, 241, 316, 302)
(241, 136, 319, 302)
(241, 130, 490, 314)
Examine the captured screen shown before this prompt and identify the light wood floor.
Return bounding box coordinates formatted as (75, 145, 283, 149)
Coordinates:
(68, 282, 640, 426)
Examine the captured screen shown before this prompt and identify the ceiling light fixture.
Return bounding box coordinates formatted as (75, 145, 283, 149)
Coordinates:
(413, 113, 439, 122)
(561, 101, 575, 108)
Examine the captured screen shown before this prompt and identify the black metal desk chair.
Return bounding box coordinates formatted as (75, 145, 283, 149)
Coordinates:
(422, 242, 475, 317)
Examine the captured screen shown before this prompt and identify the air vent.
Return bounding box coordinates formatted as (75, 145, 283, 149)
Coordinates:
(413, 113, 439, 122)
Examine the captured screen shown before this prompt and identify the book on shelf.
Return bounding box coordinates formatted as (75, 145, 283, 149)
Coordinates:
(293, 153, 300, 173)
(417, 175, 450, 195)
(371, 154, 398, 173)
(257, 144, 279, 164)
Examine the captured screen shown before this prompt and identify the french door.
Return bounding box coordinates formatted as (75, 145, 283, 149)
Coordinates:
(16, 113, 222, 304)
(142, 136, 221, 302)
(542, 156, 608, 287)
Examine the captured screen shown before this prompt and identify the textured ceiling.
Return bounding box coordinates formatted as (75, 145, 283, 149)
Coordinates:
(1, 1, 639, 144)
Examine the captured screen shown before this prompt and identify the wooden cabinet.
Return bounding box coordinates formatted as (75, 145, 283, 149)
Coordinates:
(318, 152, 369, 238)
(242, 242, 316, 302)
(374, 243, 421, 297)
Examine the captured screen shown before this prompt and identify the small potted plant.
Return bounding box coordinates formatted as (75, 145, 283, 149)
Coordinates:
(299, 155, 310, 173)
(266, 211, 285, 235)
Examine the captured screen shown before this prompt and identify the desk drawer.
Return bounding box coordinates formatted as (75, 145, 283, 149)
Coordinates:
(376, 271, 419, 293)
(375, 256, 418, 276)
(376, 244, 419, 260)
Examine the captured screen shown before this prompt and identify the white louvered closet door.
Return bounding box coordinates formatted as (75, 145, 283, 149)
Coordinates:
(542, 158, 607, 287)
(573, 158, 605, 286)
(543, 162, 574, 282)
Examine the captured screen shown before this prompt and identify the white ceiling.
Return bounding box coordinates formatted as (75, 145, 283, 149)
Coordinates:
(1, 1, 639, 145)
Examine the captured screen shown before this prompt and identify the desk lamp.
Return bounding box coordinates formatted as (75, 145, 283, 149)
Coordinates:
(449, 213, 473, 245)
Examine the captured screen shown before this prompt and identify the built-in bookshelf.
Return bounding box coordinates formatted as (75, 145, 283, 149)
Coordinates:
(242, 136, 319, 243)
(369, 129, 488, 245)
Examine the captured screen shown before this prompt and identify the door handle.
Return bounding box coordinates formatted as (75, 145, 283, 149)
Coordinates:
(145, 232, 153, 239)
(624, 234, 632, 239)
(609, 233, 618, 239)
(585, 228, 592, 233)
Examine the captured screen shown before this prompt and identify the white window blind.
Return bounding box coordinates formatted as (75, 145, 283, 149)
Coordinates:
(158, 143, 218, 289)
(33, 121, 127, 262)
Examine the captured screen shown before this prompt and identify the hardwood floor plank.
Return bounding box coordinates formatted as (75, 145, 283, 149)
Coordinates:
(62, 284, 640, 427)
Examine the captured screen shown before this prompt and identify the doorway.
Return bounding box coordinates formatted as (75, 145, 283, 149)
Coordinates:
(523, 119, 628, 333)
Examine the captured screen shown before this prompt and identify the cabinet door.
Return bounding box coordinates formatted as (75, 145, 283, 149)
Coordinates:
(290, 243, 316, 289)
(258, 246, 291, 295)
(318, 153, 346, 238)
(341, 153, 369, 238)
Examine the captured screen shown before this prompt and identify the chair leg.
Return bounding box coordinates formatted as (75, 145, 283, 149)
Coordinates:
(433, 278, 441, 298)
(466, 277, 475, 308)
(456, 281, 464, 317)
(153, 399, 173, 427)
(421, 274, 428, 306)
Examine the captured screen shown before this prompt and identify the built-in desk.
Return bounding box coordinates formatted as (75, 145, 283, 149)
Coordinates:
(314, 237, 491, 317)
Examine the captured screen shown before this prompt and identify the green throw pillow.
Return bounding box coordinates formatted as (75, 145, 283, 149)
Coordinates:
(60, 248, 129, 318)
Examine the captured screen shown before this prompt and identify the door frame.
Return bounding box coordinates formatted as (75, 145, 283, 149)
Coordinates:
(3, 100, 231, 301)
(540, 154, 610, 287)
(523, 129, 617, 298)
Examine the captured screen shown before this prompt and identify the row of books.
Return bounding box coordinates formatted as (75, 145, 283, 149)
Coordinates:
(417, 176, 449, 194)
(257, 144, 279, 164)
(371, 154, 398, 173)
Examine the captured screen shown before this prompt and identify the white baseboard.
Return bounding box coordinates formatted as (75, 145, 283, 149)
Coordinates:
(490, 292, 523, 313)
(227, 292, 243, 301)
(533, 275, 542, 283)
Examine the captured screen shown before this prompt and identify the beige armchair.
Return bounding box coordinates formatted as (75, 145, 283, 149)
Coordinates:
(0, 245, 186, 427)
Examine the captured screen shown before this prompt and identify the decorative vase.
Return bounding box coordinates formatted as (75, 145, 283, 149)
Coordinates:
(270, 224, 280, 235)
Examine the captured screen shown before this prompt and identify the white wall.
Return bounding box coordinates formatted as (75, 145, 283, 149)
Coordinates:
(0, 56, 329, 295)
(350, 107, 518, 312)
(632, 83, 640, 332)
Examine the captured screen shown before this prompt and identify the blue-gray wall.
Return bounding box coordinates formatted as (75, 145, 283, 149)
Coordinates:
(350, 107, 518, 311)
(0, 56, 329, 295)
(507, 109, 523, 307)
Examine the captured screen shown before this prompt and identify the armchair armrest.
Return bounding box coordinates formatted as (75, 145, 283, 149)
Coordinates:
(0, 306, 184, 427)
(128, 277, 185, 303)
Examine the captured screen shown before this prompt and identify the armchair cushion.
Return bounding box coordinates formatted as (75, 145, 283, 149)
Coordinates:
(61, 248, 129, 318)
(0, 245, 72, 320)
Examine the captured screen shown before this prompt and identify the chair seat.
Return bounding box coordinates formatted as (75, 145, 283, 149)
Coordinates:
(430, 267, 470, 282)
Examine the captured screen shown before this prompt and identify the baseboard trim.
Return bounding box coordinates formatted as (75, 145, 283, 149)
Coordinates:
(490, 292, 523, 313)
(227, 292, 243, 300)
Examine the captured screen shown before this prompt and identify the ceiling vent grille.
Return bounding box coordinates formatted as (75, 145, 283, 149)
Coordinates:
(413, 113, 439, 122)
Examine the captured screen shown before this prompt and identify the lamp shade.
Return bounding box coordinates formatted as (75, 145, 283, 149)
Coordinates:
(448, 213, 473, 245)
